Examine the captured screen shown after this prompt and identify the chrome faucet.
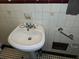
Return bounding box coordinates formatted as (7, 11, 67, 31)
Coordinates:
(26, 23, 36, 31)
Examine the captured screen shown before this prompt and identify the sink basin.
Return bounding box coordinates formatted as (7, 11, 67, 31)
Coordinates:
(8, 23, 45, 52)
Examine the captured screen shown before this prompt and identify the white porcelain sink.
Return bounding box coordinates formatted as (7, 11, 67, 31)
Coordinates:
(8, 23, 45, 52)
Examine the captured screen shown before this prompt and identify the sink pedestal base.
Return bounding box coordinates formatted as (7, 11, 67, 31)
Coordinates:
(30, 52, 37, 59)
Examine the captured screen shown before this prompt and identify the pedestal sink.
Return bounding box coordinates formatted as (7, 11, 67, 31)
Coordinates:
(8, 23, 45, 59)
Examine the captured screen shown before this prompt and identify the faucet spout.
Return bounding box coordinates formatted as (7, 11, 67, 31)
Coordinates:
(26, 23, 36, 31)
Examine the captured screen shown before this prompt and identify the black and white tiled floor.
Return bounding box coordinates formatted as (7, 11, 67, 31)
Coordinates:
(0, 48, 76, 59)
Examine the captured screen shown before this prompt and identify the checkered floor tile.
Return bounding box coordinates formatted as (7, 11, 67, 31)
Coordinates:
(0, 48, 75, 59)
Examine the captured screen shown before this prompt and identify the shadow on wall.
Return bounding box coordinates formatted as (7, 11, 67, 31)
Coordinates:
(0, 18, 20, 44)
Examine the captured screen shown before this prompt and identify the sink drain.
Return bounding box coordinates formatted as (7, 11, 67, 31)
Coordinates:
(28, 37, 32, 40)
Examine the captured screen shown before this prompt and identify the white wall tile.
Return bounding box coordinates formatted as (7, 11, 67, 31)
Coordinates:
(0, 4, 79, 55)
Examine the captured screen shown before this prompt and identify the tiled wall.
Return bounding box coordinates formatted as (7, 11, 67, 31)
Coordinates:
(0, 4, 79, 55)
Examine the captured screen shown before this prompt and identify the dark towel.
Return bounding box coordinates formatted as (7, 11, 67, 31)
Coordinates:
(66, 0, 79, 15)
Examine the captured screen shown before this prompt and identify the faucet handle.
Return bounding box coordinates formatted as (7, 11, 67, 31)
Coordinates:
(33, 24, 36, 28)
(20, 24, 26, 28)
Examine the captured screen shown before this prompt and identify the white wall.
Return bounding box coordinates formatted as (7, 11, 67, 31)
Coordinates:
(0, 4, 79, 55)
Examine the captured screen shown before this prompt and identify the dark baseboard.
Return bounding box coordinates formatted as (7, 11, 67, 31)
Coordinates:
(1, 44, 14, 49)
(42, 50, 77, 58)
